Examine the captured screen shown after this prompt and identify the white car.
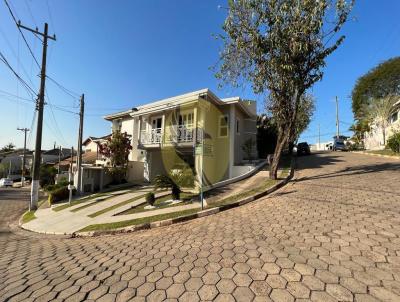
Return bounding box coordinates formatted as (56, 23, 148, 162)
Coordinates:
(0, 178, 13, 187)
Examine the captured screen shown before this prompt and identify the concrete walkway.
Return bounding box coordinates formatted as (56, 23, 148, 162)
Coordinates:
(22, 187, 200, 234)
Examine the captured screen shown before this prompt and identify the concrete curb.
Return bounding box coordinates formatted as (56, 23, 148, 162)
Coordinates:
(76, 159, 296, 237)
(351, 151, 400, 160)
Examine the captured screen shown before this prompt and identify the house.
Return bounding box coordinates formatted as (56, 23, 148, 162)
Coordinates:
(364, 100, 400, 150)
(104, 89, 258, 189)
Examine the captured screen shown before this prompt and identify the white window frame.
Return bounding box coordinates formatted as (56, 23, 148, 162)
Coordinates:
(219, 115, 229, 138)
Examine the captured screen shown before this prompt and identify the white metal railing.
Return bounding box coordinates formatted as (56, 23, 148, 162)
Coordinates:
(140, 128, 162, 144)
(140, 126, 204, 145)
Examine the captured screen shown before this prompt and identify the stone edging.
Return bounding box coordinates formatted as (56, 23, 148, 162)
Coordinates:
(351, 151, 400, 160)
(75, 159, 295, 237)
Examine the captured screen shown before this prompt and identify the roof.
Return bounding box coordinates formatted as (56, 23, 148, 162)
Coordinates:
(83, 134, 111, 146)
(103, 89, 256, 121)
(57, 151, 98, 167)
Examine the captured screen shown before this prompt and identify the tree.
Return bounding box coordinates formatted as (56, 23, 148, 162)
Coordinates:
(363, 95, 398, 145)
(39, 165, 57, 188)
(216, 0, 353, 179)
(352, 57, 400, 120)
(289, 94, 315, 152)
(256, 114, 278, 158)
(98, 131, 132, 183)
(1, 143, 15, 152)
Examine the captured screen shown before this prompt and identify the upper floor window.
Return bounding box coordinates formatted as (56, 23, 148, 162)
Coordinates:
(236, 119, 240, 134)
(391, 111, 398, 124)
(219, 115, 228, 137)
(179, 113, 194, 128)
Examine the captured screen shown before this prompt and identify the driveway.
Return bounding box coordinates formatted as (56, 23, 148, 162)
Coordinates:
(1, 152, 400, 301)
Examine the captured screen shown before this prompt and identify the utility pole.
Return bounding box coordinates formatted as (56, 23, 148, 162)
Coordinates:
(335, 96, 340, 138)
(76, 94, 85, 195)
(18, 22, 56, 210)
(318, 124, 320, 150)
(17, 127, 29, 187)
(57, 145, 61, 174)
(68, 146, 74, 205)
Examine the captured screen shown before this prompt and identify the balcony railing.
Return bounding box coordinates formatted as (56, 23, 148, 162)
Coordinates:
(140, 126, 203, 145)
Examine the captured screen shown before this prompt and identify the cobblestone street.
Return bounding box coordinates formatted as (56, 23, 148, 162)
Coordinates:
(1, 152, 400, 301)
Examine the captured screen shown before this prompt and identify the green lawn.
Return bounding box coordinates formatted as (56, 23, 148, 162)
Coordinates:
(367, 149, 400, 157)
(206, 178, 277, 208)
(116, 193, 196, 216)
(52, 192, 110, 212)
(79, 208, 200, 232)
(87, 193, 148, 218)
(21, 211, 36, 224)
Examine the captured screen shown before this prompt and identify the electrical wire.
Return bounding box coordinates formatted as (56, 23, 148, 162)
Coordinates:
(4, 0, 41, 69)
(0, 50, 37, 97)
(46, 75, 80, 100)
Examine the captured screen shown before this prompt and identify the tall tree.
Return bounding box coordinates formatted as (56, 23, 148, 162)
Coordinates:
(216, 0, 353, 179)
(352, 57, 400, 120)
(364, 95, 399, 145)
(289, 94, 315, 148)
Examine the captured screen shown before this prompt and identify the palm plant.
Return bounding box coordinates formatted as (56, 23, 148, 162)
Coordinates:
(364, 95, 399, 145)
(154, 175, 181, 200)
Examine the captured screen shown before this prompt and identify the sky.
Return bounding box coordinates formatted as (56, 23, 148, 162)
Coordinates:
(0, 0, 399, 150)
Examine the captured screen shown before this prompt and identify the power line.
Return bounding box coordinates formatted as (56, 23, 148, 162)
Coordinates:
(4, 0, 41, 69)
(46, 75, 80, 100)
(0, 50, 37, 97)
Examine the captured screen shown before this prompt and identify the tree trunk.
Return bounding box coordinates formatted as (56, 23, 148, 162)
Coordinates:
(269, 129, 289, 180)
(382, 127, 386, 146)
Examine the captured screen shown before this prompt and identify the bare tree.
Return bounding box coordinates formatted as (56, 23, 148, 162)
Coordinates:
(216, 0, 353, 179)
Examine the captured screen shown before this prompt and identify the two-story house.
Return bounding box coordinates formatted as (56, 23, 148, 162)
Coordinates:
(104, 89, 257, 189)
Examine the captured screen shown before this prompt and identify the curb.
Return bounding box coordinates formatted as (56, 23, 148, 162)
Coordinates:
(75, 159, 296, 237)
(351, 151, 400, 160)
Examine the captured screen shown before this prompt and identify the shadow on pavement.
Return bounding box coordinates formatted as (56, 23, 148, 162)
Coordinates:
(295, 152, 400, 183)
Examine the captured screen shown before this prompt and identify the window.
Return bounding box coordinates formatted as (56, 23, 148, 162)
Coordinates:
(391, 111, 398, 124)
(179, 113, 194, 128)
(236, 119, 240, 134)
(219, 115, 228, 137)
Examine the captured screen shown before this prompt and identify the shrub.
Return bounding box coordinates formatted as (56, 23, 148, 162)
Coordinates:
(48, 186, 76, 205)
(48, 186, 69, 205)
(154, 174, 181, 200)
(145, 192, 155, 206)
(387, 131, 400, 153)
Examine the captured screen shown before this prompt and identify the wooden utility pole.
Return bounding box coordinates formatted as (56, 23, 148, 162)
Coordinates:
(335, 96, 340, 138)
(17, 127, 29, 187)
(18, 22, 56, 210)
(76, 94, 85, 195)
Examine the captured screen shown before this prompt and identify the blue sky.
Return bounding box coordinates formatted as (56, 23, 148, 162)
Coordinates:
(0, 0, 399, 150)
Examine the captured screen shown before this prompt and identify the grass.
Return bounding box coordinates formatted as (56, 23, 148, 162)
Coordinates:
(79, 208, 200, 232)
(206, 178, 277, 208)
(21, 211, 36, 224)
(87, 193, 148, 218)
(52, 192, 110, 212)
(366, 149, 400, 157)
(116, 192, 196, 216)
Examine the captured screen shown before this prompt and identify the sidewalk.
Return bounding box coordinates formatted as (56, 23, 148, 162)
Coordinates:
(22, 187, 199, 235)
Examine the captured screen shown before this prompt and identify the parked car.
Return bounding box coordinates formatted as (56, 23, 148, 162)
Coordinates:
(333, 140, 347, 151)
(297, 142, 311, 156)
(0, 178, 13, 187)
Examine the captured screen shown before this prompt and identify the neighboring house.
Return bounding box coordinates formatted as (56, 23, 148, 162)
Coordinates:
(0, 149, 29, 178)
(364, 100, 400, 150)
(104, 88, 257, 188)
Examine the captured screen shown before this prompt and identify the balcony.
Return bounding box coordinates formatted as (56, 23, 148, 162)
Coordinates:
(140, 126, 203, 146)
